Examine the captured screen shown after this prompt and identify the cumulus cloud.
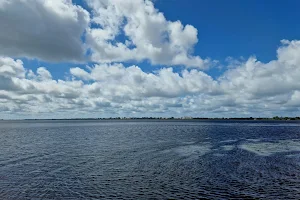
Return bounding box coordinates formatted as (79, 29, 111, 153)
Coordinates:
(86, 0, 209, 68)
(0, 57, 203, 118)
(0, 40, 300, 118)
(0, 57, 25, 78)
(220, 40, 300, 99)
(0, 0, 210, 67)
(0, 0, 90, 62)
(70, 63, 218, 98)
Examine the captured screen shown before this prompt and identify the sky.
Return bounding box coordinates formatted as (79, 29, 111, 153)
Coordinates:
(1, 0, 300, 119)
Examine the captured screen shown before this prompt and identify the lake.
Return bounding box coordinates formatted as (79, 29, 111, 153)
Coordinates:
(0, 120, 300, 199)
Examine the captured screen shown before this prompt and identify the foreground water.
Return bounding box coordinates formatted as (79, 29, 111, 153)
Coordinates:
(0, 120, 300, 199)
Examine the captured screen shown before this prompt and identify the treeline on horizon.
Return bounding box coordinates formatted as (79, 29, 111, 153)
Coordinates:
(14, 116, 300, 120)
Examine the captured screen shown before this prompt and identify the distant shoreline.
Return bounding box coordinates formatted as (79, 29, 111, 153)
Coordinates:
(1, 117, 300, 121)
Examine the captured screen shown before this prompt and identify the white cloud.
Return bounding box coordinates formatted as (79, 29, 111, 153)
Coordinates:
(0, 0, 90, 62)
(70, 63, 218, 98)
(0, 57, 25, 78)
(0, 0, 209, 68)
(220, 40, 300, 99)
(36, 67, 52, 81)
(86, 0, 209, 68)
(1, 40, 300, 118)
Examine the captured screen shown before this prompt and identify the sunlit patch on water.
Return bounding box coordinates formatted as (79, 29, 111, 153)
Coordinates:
(221, 145, 235, 151)
(240, 139, 300, 156)
(163, 143, 212, 159)
(219, 139, 238, 143)
(174, 143, 212, 157)
(246, 138, 263, 142)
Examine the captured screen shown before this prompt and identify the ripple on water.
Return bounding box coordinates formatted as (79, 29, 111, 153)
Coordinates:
(221, 145, 235, 151)
(1, 121, 300, 199)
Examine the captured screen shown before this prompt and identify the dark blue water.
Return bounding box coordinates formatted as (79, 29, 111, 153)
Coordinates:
(0, 120, 300, 199)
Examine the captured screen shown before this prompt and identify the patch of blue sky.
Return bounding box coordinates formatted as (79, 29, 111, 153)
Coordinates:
(156, 0, 300, 63)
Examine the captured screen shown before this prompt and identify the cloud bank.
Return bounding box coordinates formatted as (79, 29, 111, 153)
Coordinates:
(1, 40, 300, 118)
(0, 0, 299, 118)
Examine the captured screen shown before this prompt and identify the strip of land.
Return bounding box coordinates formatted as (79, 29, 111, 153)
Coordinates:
(2, 116, 300, 121)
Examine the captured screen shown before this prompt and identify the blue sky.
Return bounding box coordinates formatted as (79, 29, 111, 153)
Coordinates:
(1, 0, 300, 118)
(157, 0, 300, 60)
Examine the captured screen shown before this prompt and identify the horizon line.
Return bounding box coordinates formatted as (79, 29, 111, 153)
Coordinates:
(1, 116, 300, 121)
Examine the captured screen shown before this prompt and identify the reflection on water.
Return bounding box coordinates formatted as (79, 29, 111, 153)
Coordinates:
(0, 120, 300, 199)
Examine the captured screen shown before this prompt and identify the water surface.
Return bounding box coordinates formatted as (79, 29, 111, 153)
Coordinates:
(0, 120, 300, 199)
